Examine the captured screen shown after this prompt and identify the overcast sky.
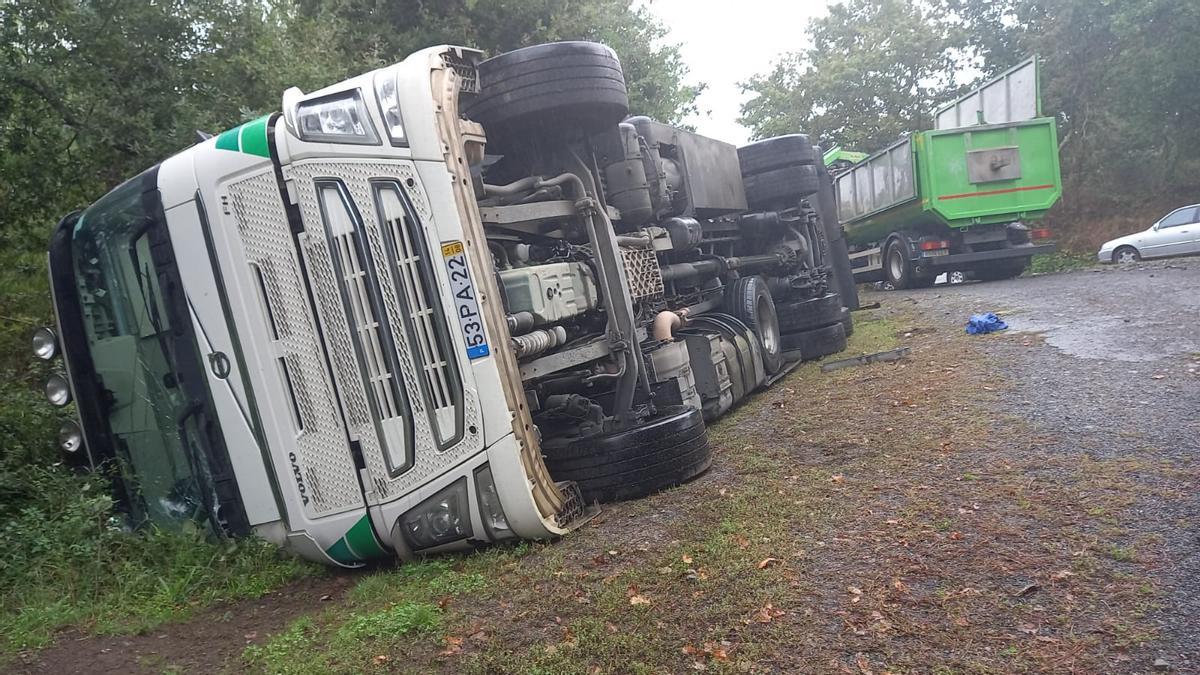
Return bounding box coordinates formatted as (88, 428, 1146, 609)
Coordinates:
(642, 0, 834, 146)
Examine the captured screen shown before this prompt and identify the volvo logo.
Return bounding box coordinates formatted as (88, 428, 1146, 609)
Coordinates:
(208, 351, 232, 379)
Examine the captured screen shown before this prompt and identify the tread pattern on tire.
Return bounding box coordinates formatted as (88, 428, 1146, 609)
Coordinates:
(777, 293, 842, 333)
(781, 322, 847, 361)
(743, 164, 821, 209)
(724, 276, 783, 375)
(542, 406, 711, 503)
(466, 42, 629, 142)
(737, 134, 817, 176)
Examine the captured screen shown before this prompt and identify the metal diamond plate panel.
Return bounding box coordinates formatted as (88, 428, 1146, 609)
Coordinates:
(285, 160, 481, 501)
(226, 171, 363, 517)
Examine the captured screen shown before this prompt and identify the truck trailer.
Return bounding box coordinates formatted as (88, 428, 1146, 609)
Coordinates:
(33, 42, 855, 566)
(830, 58, 1062, 289)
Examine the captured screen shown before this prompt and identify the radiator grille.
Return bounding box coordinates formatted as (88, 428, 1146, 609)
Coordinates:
(377, 187, 457, 439)
(285, 161, 482, 500)
(226, 171, 364, 517)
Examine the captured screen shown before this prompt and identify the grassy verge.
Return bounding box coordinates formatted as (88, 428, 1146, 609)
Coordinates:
(1028, 250, 1097, 274)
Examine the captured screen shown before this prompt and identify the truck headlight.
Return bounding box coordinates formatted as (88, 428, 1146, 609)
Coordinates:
(373, 70, 407, 145)
(474, 464, 513, 540)
(295, 90, 379, 145)
(400, 478, 472, 551)
(32, 326, 58, 360)
(45, 374, 72, 407)
(58, 420, 83, 453)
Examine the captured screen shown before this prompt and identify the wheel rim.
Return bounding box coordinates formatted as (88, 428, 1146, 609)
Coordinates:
(756, 294, 780, 356)
(950, 271, 965, 284)
(887, 246, 905, 281)
(1117, 249, 1137, 263)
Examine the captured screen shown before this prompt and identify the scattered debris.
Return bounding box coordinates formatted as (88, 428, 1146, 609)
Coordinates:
(821, 347, 912, 372)
(966, 312, 1008, 334)
(1154, 657, 1171, 671)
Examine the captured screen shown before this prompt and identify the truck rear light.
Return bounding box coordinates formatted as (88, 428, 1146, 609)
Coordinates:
(919, 240, 949, 251)
(1030, 228, 1053, 240)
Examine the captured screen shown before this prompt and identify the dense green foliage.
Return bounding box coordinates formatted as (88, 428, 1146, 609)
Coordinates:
(740, 0, 1200, 249)
(0, 0, 696, 652)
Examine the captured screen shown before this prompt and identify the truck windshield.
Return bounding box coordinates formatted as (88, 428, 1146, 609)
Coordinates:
(71, 175, 215, 530)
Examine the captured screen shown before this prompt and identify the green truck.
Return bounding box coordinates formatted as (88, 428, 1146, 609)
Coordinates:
(829, 58, 1062, 288)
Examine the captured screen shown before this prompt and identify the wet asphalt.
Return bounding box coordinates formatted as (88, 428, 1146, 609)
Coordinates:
(888, 258, 1200, 670)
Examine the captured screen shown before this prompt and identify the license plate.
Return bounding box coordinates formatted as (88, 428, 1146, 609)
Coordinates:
(923, 249, 949, 257)
(441, 241, 490, 360)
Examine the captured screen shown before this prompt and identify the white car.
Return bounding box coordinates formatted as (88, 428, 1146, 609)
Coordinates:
(1098, 204, 1200, 263)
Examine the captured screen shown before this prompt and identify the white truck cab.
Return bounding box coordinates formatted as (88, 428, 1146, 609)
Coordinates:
(39, 43, 855, 565)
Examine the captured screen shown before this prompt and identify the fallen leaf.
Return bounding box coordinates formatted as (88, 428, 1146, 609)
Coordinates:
(892, 578, 908, 594)
(757, 557, 781, 569)
(374, 655, 389, 664)
(1018, 623, 1038, 635)
(682, 554, 693, 564)
(830, 474, 845, 484)
(1050, 570, 1075, 581)
(748, 603, 785, 624)
(734, 535, 750, 549)
(629, 594, 651, 606)
(949, 531, 964, 540)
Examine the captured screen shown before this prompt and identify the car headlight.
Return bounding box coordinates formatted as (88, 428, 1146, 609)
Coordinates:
(58, 420, 83, 453)
(32, 326, 58, 360)
(373, 70, 407, 145)
(295, 90, 379, 145)
(400, 478, 472, 551)
(45, 374, 72, 407)
(474, 464, 513, 540)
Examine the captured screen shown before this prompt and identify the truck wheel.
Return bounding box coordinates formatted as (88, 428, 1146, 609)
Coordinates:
(884, 239, 919, 290)
(541, 406, 711, 503)
(975, 259, 1028, 281)
(781, 322, 847, 361)
(776, 293, 842, 333)
(466, 42, 629, 148)
(725, 276, 783, 375)
(743, 164, 820, 209)
(737, 134, 817, 176)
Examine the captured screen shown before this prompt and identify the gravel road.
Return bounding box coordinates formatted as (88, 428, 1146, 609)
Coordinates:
(887, 259, 1200, 671)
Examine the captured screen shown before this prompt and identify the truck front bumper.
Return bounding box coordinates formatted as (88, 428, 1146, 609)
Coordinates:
(919, 243, 1055, 269)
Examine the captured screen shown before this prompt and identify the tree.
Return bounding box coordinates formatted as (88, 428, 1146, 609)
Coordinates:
(294, 0, 700, 123)
(739, 0, 960, 151)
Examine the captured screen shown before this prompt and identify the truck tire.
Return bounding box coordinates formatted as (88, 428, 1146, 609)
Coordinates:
(541, 406, 711, 503)
(725, 276, 783, 375)
(781, 322, 847, 361)
(466, 42, 629, 147)
(743, 164, 820, 209)
(777, 293, 842, 333)
(974, 258, 1028, 281)
(737, 134, 817, 176)
(883, 238, 935, 290)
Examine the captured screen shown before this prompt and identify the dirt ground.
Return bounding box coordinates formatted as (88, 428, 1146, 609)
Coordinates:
(12, 262, 1200, 675)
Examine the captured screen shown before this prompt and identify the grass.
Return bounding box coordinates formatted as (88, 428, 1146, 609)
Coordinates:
(0, 525, 314, 654)
(1028, 250, 1097, 274)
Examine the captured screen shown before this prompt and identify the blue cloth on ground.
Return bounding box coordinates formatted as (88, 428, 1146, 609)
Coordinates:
(966, 312, 1008, 334)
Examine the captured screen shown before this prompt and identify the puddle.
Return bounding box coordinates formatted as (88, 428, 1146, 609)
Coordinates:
(1005, 314, 1197, 362)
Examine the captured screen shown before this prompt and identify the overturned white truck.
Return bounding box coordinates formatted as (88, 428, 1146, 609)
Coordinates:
(36, 42, 856, 565)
